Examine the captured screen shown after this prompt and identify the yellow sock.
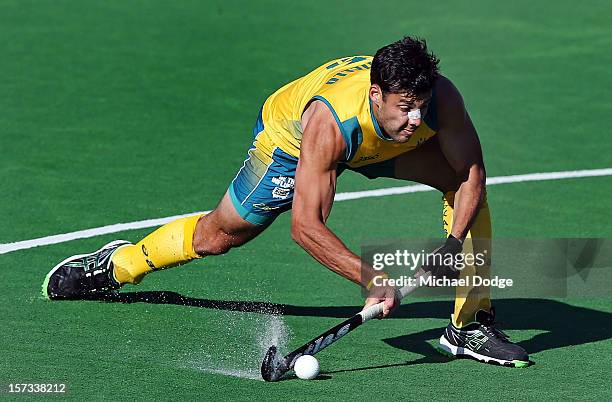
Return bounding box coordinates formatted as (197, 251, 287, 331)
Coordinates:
(443, 192, 492, 327)
(112, 214, 204, 284)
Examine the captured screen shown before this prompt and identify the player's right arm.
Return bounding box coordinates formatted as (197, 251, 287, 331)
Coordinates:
(292, 101, 397, 317)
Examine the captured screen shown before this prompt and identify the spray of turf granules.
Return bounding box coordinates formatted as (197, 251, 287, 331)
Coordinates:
(257, 313, 291, 356)
(182, 305, 291, 380)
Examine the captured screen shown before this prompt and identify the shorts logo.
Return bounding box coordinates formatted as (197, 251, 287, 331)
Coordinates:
(253, 203, 280, 211)
(271, 176, 294, 199)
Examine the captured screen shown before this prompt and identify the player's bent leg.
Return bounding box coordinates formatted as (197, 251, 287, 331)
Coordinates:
(389, 137, 529, 366)
(439, 193, 528, 367)
(43, 129, 296, 300)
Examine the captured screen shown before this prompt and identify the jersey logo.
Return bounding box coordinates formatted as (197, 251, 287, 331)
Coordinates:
(356, 153, 380, 163)
(325, 57, 372, 85)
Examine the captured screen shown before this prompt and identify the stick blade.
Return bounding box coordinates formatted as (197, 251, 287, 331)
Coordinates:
(260, 345, 287, 382)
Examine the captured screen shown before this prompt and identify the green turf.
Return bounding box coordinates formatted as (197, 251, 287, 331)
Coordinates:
(1, 0, 611, 400)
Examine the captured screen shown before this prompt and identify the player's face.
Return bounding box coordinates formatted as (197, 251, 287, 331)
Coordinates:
(370, 86, 432, 143)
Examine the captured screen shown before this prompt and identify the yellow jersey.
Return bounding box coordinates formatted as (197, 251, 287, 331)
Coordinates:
(258, 56, 438, 168)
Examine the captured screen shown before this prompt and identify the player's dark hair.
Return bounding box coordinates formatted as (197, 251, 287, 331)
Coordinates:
(371, 36, 440, 96)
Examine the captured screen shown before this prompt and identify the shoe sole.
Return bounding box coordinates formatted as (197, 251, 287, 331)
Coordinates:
(437, 335, 530, 368)
(41, 240, 131, 300)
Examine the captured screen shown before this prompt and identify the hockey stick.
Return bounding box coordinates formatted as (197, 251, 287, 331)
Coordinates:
(260, 270, 430, 381)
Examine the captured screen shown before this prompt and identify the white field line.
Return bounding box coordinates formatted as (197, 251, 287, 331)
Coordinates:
(2, 168, 611, 255)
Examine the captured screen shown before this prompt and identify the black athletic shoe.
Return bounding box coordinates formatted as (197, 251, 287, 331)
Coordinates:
(42, 240, 131, 300)
(437, 309, 530, 368)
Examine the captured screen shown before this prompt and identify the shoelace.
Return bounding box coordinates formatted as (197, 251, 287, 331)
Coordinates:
(480, 322, 510, 342)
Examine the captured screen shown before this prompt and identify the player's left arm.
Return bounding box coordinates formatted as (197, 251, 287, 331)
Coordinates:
(436, 75, 486, 240)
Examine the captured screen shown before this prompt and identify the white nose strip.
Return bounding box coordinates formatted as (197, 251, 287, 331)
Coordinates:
(408, 109, 421, 120)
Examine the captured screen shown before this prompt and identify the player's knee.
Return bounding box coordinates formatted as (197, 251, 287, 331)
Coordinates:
(193, 229, 234, 256)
